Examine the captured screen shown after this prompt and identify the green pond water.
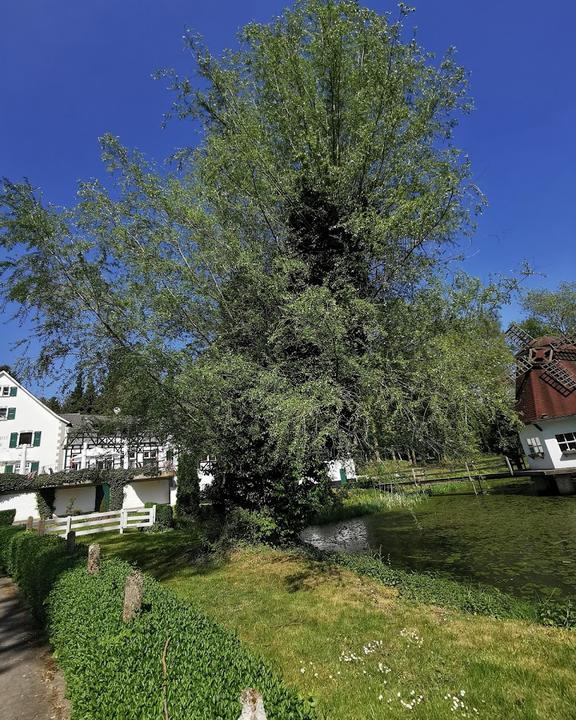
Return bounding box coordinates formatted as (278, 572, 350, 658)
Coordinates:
(301, 481, 576, 601)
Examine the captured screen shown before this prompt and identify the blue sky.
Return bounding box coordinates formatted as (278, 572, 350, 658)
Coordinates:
(1, 1, 575, 392)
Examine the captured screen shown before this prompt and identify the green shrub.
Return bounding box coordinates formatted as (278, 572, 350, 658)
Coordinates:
(152, 503, 174, 531)
(0, 528, 315, 720)
(0, 508, 16, 526)
(0, 524, 22, 571)
(3, 530, 82, 621)
(226, 507, 280, 544)
(537, 599, 576, 629)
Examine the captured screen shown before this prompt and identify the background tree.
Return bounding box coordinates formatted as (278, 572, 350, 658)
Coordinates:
(0, 0, 518, 532)
(519, 282, 576, 337)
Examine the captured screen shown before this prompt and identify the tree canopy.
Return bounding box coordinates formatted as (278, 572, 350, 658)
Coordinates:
(519, 282, 576, 338)
(0, 0, 518, 531)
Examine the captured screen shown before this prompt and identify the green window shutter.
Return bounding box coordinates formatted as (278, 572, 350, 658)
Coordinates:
(9, 432, 18, 448)
(5, 464, 14, 474)
(33, 431, 42, 447)
(30, 461, 39, 473)
(7, 408, 15, 420)
(9, 387, 17, 397)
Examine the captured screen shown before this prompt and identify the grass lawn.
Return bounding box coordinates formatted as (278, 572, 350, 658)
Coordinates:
(90, 531, 576, 720)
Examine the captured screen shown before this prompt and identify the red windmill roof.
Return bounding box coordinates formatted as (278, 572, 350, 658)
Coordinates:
(515, 336, 576, 424)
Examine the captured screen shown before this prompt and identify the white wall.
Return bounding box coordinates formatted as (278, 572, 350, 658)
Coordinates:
(327, 458, 357, 483)
(519, 416, 576, 471)
(0, 491, 39, 521)
(123, 478, 170, 508)
(0, 371, 68, 476)
(53, 486, 96, 515)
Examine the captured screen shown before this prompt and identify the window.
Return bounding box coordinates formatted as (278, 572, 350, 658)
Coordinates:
(0, 386, 16, 397)
(1, 387, 8, 397)
(526, 437, 544, 458)
(0, 408, 16, 420)
(556, 432, 576, 454)
(18, 432, 33, 446)
(143, 449, 157, 466)
(96, 458, 114, 470)
(0, 408, 6, 420)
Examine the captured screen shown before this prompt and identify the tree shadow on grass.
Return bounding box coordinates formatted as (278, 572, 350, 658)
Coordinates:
(95, 530, 231, 582)
(284, 557, 345, 593)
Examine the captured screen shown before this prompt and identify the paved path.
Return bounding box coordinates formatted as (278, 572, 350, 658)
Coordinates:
(0, 577, 69, 720)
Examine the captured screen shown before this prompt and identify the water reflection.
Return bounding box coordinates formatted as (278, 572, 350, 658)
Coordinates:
(303, 483, 576, 601)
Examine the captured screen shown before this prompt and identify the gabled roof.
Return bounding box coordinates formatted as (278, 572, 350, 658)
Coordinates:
(0, 370, 71, 426)
(515, 337, 576, 424)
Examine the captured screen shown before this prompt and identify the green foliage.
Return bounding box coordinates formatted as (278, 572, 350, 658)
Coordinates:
(175, 452, 200, 518)
(313, 488, 421, 524)
(151, 503, 174, 531)
(0, 508, 16, 525)
(2, 530, 81, 621)
(225, 507, 281, 544)
(0, 1, 522, 532)
(0, 468, 144, 513)
(520, 281, 576, 336)
(0, 529, 315, 719)
(0, 525, 21, 570)
(312, 548, 538, 623)
(315, 545, 573, 629)
(537, 599, 576, 630)
(36, 488, 56, 519)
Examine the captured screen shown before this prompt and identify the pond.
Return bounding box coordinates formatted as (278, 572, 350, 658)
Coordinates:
(301, 481, 576, 601)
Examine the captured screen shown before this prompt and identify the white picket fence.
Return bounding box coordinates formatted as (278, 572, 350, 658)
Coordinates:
(45, 505, 157, 538)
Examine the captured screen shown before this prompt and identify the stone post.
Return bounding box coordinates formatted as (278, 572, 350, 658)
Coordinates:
(26, 516, 34, 531)
(122, 570, 144, 622)
(37, 519, 45, 536)
(238, 689, 267, 720)
(87, 543, 101, 575)
(66, 530, 76, 553)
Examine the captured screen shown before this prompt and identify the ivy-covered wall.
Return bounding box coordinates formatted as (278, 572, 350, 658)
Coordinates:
(0, 467, 168, 516)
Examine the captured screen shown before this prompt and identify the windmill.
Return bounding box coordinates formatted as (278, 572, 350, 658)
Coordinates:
(505, 323, 576, 395)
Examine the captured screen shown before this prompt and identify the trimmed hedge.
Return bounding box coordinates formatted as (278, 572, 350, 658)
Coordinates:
(0, 508, 16, 526)
(0, 530, 315, 720)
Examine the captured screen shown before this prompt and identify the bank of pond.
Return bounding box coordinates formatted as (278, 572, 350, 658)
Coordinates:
(304, 478, 576, 615)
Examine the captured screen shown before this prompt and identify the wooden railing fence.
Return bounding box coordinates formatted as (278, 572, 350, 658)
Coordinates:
(41, 505, 157, 538)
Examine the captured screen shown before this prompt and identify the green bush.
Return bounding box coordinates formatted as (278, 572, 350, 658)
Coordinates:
(152, 503, 174, 531)
(3, 530, 81, 621)
(226, 507, 280, 544)
(0, 529, 315, 720)
(537, 599, 576, 629)
(0, 524, 22, 571)
(0, 508, 16, 526)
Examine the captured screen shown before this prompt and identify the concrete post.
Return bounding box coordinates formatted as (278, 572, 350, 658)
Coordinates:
(238, 689, 267, 720)
(66, 530, 76, 553)
(87, 543, 101, 574)
(123, 571, 144, 622)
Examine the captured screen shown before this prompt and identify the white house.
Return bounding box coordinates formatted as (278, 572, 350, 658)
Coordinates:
(0, 370, 70, 520)
(0, 370, 178, 520)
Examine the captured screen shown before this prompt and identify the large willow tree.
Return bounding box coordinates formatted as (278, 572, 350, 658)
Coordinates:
(0, 1, 515, 532)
